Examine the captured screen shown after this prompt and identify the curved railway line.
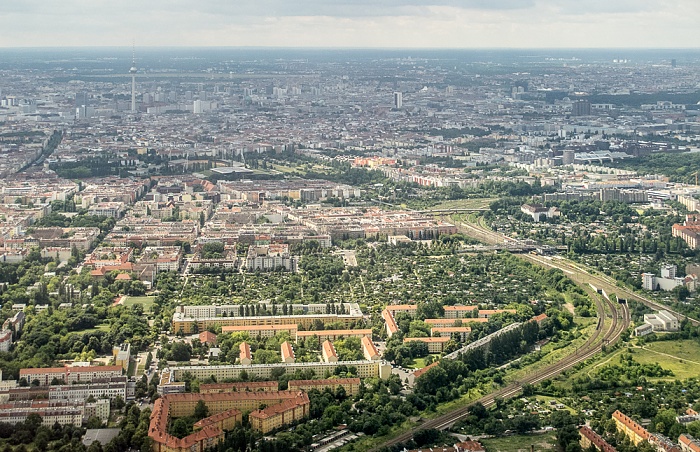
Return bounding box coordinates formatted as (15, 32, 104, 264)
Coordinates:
(373, 218, 632, 450)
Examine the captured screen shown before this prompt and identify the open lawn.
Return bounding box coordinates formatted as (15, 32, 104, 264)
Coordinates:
(481, 433, 558, 451)
(564, 339, 700, 384)
(431, 198, 497, 211)
(406, 355, 440, 370)
(122, 296, 155, 312)
(631, 340, 700, 380)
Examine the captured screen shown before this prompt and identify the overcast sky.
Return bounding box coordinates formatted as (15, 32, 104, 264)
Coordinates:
(1, 0, 698, 48)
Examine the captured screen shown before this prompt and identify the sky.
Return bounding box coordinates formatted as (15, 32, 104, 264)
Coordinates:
(1, 0, 698, 48)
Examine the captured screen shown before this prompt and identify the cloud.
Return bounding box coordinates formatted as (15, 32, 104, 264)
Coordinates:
(0, 0, 698, 48)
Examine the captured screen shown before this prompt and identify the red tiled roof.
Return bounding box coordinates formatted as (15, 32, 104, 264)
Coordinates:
(612, 410, 651, 441)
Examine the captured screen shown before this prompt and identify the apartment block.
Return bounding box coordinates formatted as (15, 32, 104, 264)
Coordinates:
(19, 365, 123, 386)
(168, 360, 392, 382)
(287, 378, 360, 397)
(403, 336, 450, 354)
(296, 329, 372, 344)
(249, 393, 310, 434)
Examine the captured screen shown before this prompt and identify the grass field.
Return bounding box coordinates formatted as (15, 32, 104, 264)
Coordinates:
(122, 296, 156, 312)
(629, 340, 700, 380)
(481, 433, 558, 451)
(563, 339, 700, 384)
(431, 198, 497, 211)
(407, 355, 440, 370)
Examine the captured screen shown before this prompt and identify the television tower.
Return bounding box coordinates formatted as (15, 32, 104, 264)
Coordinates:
(129, 45, 137, 113)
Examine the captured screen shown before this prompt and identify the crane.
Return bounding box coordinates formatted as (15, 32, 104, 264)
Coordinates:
(692, 171, 699, 186)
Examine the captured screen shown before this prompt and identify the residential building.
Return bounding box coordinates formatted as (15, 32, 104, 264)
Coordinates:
(49, 378, 127, 401)
(679, 434, 700, 452)
(443, 305, 478, 319)
(612, 410, 650, 446)
(431, 327, 472, 341)
(112, 343, 131, 371)
(199, 331, 217, 345)
(321, 340, 338, 363)
(382, 309, 399, 337)
(385, 304, 418, 317)
(249, 393, 310, 434)
(222, 324, 298, 339)
(281, 341, 295, 364)
(287, 378, 360, 397)
(168, 360, 392, 382)
(19, 365, 123, 387)
(245, 244, 298, 272)
(296, 329, 372, 344)
(199, 381, 278, 394)
(239, 342, 252, 365)
(0, 400, 86, 426)
(362, 336, 380, 361)
(0, 330, 12, 352)
(403, 336, 450, 353)
(172, 311, 362, 335)
(521, 204, 561, 222)
(579, 425, 617, 452)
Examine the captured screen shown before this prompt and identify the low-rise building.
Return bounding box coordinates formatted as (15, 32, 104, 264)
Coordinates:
(281, 341, 295, 364)
(403, 336, 450, 354)
(321, 340, 338, 363)
(199, 381, 278, 394)
(296, 329, 372, 344)
(679, 434, 700, 452)
(19, 365, 123, 387)
(431, 326, 472, 341)
(221, 324, 298, 339)
(579, 425, 617, 452)
(521, 204, 560, 222)
(643, 310, 679, 332)
(168, 360, 392, 382)
(249, 393, 310, 434)
(239, 342, 252, 365)
(443, 305, 478, 319)
(612, 410, 650, 446)
(49, 378, 127, 401)
(0, 400, 85, 426)
(362, 336, 380, 361)
(382, 309, 399, 337)
(0, 329, 12, 352)
(245, 244, 298, 273)
(287, 378, 360, 396)
(173, 311, 362, 335)
(112, 343, 131, 371)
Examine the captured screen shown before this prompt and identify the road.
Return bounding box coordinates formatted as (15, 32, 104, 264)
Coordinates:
(459, 218, 699, 327)
(373, 217, 632, 450)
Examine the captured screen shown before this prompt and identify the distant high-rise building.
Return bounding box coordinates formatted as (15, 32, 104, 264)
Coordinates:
(393, 92, 402, 109)
(672, 59, 677, 68)
(571, 100, 591, 116)
(74, 92, 89, 108)
(562, 149, 575, 165)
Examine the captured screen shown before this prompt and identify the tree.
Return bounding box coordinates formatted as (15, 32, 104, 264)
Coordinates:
(170, 418, 191, 439)
(194, 400, 209, 421)
(86, 415, 103, 429)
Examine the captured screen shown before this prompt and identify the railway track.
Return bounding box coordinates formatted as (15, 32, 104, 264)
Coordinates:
(373, 219, 631, 450)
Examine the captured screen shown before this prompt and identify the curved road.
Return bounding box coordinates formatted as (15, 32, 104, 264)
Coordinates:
(373, 219, 631, 450)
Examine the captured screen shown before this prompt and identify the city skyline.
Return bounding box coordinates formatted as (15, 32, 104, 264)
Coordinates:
(1, 0, 699, 48)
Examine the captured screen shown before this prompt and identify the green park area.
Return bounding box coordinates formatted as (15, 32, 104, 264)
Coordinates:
(626, 340, 700, 381)
(122, 296, 156, 313)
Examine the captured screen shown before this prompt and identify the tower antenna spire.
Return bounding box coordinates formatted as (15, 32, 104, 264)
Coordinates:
(130, 41, 137, 113)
